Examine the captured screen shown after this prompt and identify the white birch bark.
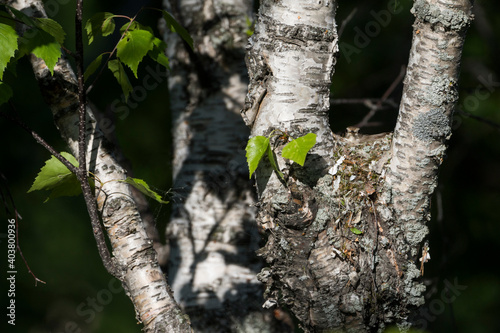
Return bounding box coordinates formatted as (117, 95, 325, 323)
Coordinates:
(244, 0, 472, 332)
(162, 0, 288, 331)
(8, 1, 191, 331)
(387, 0, 474, 255)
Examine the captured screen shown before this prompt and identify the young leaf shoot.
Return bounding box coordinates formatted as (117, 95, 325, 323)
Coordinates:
(282, 133, 317, 166)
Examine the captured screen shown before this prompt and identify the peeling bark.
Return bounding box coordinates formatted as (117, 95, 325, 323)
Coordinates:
(9, 0, 191, 331)
(245, 0, 472, 332)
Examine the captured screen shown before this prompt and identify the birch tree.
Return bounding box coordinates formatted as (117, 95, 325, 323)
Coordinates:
(241, 0, 473, 331)
(3, 0, 191, 331)
(162, 0, 288, 331)
(1, 0, 475, 332)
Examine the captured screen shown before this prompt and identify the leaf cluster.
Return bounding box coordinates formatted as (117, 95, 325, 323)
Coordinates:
(0, 5, 190, 203)
(245, 132, 317, 180)
(83, 9, 192, 101)
(0, 5, 66, 104)
(0, 5, 192, 104)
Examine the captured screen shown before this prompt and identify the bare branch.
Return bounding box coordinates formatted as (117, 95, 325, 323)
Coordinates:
(388, 0, 473, 258)
(338, 7, 357, 38)
(456, 109, 500, 131)
(353, 65, 405, 129)
(75, 0, 116, 277)
(0, 172, 45, 285)
(1, 109, 78, 174)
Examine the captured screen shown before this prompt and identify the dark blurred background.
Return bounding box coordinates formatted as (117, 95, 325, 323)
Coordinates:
(1, 0, 499, 332)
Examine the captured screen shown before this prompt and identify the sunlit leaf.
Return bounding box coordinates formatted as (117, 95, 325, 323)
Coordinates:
(19, 28, 61, 75)
(148, 37, 169, 69)
(282, 133, 317, 166)
(28, 152, 81, 202)
(116, 29, 154, 78)
(350, 227, 363, 235)
(246, 136, 269, 179)
(0, 22, 18, 80)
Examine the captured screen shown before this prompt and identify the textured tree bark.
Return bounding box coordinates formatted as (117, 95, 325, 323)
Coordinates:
(9, 0, 191, 331)
(162, 0, 289, 331)
(387, 0, 474, 256)
(244, 0, 472, 332)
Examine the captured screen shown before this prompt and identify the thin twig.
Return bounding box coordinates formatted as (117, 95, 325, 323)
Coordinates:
(377, 65, 405, 107)
(338, 8, 357, 39)
(456, 109, 500, 131)
(86, 11, 142, 94)
(0, 171, 45, 285)
(354, 65, 406, 129)
(75, 0, 117, 277)
(331, 98, 397, 107)
(75, 1, 88, 174)
(1, 109, 78, 174)
(15, 207, 46, 285)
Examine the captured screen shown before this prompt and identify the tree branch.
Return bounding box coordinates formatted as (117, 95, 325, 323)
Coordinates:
(388, 1, 473, 253)
(1, 109, 78, 174)
(456, 108, 500, 131)
(353, 65, 405, 129)
(0, 171, 45, 285)
(74, 0, 116, 277)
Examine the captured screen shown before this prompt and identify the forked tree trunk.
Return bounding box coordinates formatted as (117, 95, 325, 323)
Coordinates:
(243, 0, 472, 331)
(162, 0, 289, 331)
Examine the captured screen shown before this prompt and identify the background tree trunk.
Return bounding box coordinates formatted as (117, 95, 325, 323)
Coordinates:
(244, 0, 472, 332)
(162, 0, 290, 331)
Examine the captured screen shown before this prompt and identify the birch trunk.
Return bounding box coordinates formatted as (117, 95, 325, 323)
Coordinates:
(162, 0, 287, 331)
(244, 0, 472, 332)
(9, 0, 191, 331)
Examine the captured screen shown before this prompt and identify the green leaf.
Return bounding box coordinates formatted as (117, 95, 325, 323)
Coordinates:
(0, 22, 18, 80)
(0, 81, 13, 106)
(350, 227, 363, 235)
(85, 12, 115, 44)
(108, 59, 132, 101)
(28, 152, 81, 202)
(84, 53, 103, 81)
(0, 9, 14, 21)
(148, 37, 169, 69)
(282, 133, 317, 166)
(245, 136, 269, 179)
(19, 28, 61, 75)
(8, 6, 36, 27)
(34, 18, 65, 44)
(119, 177, 169, 204)
(116, 29, 154, 78)
(162, 10, 193, 50)
(245, 16, 254, 37)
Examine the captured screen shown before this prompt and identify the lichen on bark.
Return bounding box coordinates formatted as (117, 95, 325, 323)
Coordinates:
(246, 0, 473, 332)
(256, 133, 425, 331)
